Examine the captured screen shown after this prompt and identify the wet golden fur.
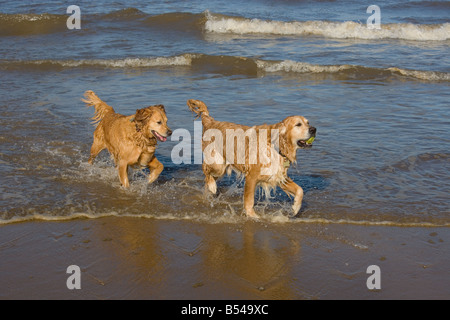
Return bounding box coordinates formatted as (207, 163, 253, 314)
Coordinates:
(187, 99, 316, 218)
(83, 90, 172, 188)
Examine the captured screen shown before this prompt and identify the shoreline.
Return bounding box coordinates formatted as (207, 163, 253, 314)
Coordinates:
(2, 210, 449, 228)
(1, 216, 448, 299)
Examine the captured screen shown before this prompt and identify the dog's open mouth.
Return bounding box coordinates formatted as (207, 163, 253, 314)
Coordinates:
(151, 130, 167, 142)
(297, 138, 314, 148)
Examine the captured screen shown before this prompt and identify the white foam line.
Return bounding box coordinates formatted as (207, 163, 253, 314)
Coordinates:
(289, 217, 450, 228)
(256, 59, 450, 81)
(256, 59, 352, 74)
(205, 13, 450, 41)
(388, 67, 450, 81)
(0, 213, 116, 225)
(1, 212, 449, 228)
(29, 54, 193, 68)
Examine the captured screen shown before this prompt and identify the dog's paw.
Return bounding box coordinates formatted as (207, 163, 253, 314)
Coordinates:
(206, 180, 217, 194)
(245, 209, 260, 219)
(292, 203, 301, 215)
(147, 174, 159, 184)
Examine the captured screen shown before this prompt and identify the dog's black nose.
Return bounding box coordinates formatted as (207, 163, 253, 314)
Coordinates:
(167, 129, 173, 137)
(309, 127, 316, 135)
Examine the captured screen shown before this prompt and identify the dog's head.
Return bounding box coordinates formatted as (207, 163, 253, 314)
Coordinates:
(280, 115, 316, 149)
(134, 105, 172, 142)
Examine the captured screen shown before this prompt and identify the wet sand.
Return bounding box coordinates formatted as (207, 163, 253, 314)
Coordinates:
(0, 217, 448, 300)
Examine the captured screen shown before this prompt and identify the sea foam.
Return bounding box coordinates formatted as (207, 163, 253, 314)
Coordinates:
(205, 13, 450, 41)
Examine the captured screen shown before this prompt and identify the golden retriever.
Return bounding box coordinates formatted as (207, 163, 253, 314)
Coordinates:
(187, 99, 316, 218)
(82, 90, 172, 188)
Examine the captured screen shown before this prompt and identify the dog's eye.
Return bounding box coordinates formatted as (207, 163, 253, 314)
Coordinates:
(296, 123, 302, 127)
(157, 121, 162, 125)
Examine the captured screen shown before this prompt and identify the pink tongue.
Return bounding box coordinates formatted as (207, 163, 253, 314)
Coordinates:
(154, 131, 166, 142)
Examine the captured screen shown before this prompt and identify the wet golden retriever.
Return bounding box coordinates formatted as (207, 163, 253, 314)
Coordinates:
(83, 90, 172, 188)
(187, 99, 316, 218)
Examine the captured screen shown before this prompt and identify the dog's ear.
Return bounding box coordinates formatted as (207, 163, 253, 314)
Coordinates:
(279, 118, 291, 136)
(152, 104, 166, 113)
(279, 123, 287, 135)
(133, 108, 153, 131)
(135, 108, 152, 121)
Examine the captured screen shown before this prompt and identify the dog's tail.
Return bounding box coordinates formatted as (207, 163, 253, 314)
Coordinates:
(187, 99, 210, 119)
(82, 90, 115, 126)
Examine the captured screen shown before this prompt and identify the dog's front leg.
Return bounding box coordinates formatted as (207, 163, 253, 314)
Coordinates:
(118, 160, 130, 188)
(243, 176, 259, 219)
(147, 156, 164, 184)
(280, 178, 304, 216)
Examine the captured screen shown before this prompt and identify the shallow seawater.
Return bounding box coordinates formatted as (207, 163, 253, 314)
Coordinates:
(0, 0, 449, 227)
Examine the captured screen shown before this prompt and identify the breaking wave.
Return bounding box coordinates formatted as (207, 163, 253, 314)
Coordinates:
(0, 12, 68, 36)
(256, 60, 450, 81)
(1, 9, 449, 41)
(0, 55, 193, 69)
(204, 12, 450, 41)
(1, 54, 449, 82)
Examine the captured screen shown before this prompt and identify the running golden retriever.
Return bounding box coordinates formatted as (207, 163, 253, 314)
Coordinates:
(188, 99, 316, 218)
(83, 90, 172, 188)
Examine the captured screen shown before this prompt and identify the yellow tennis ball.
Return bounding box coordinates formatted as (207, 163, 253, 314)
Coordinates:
(306, 136, 315, 144)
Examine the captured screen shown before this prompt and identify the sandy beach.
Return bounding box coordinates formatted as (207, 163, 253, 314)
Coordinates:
(1, 217, 448, 300)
